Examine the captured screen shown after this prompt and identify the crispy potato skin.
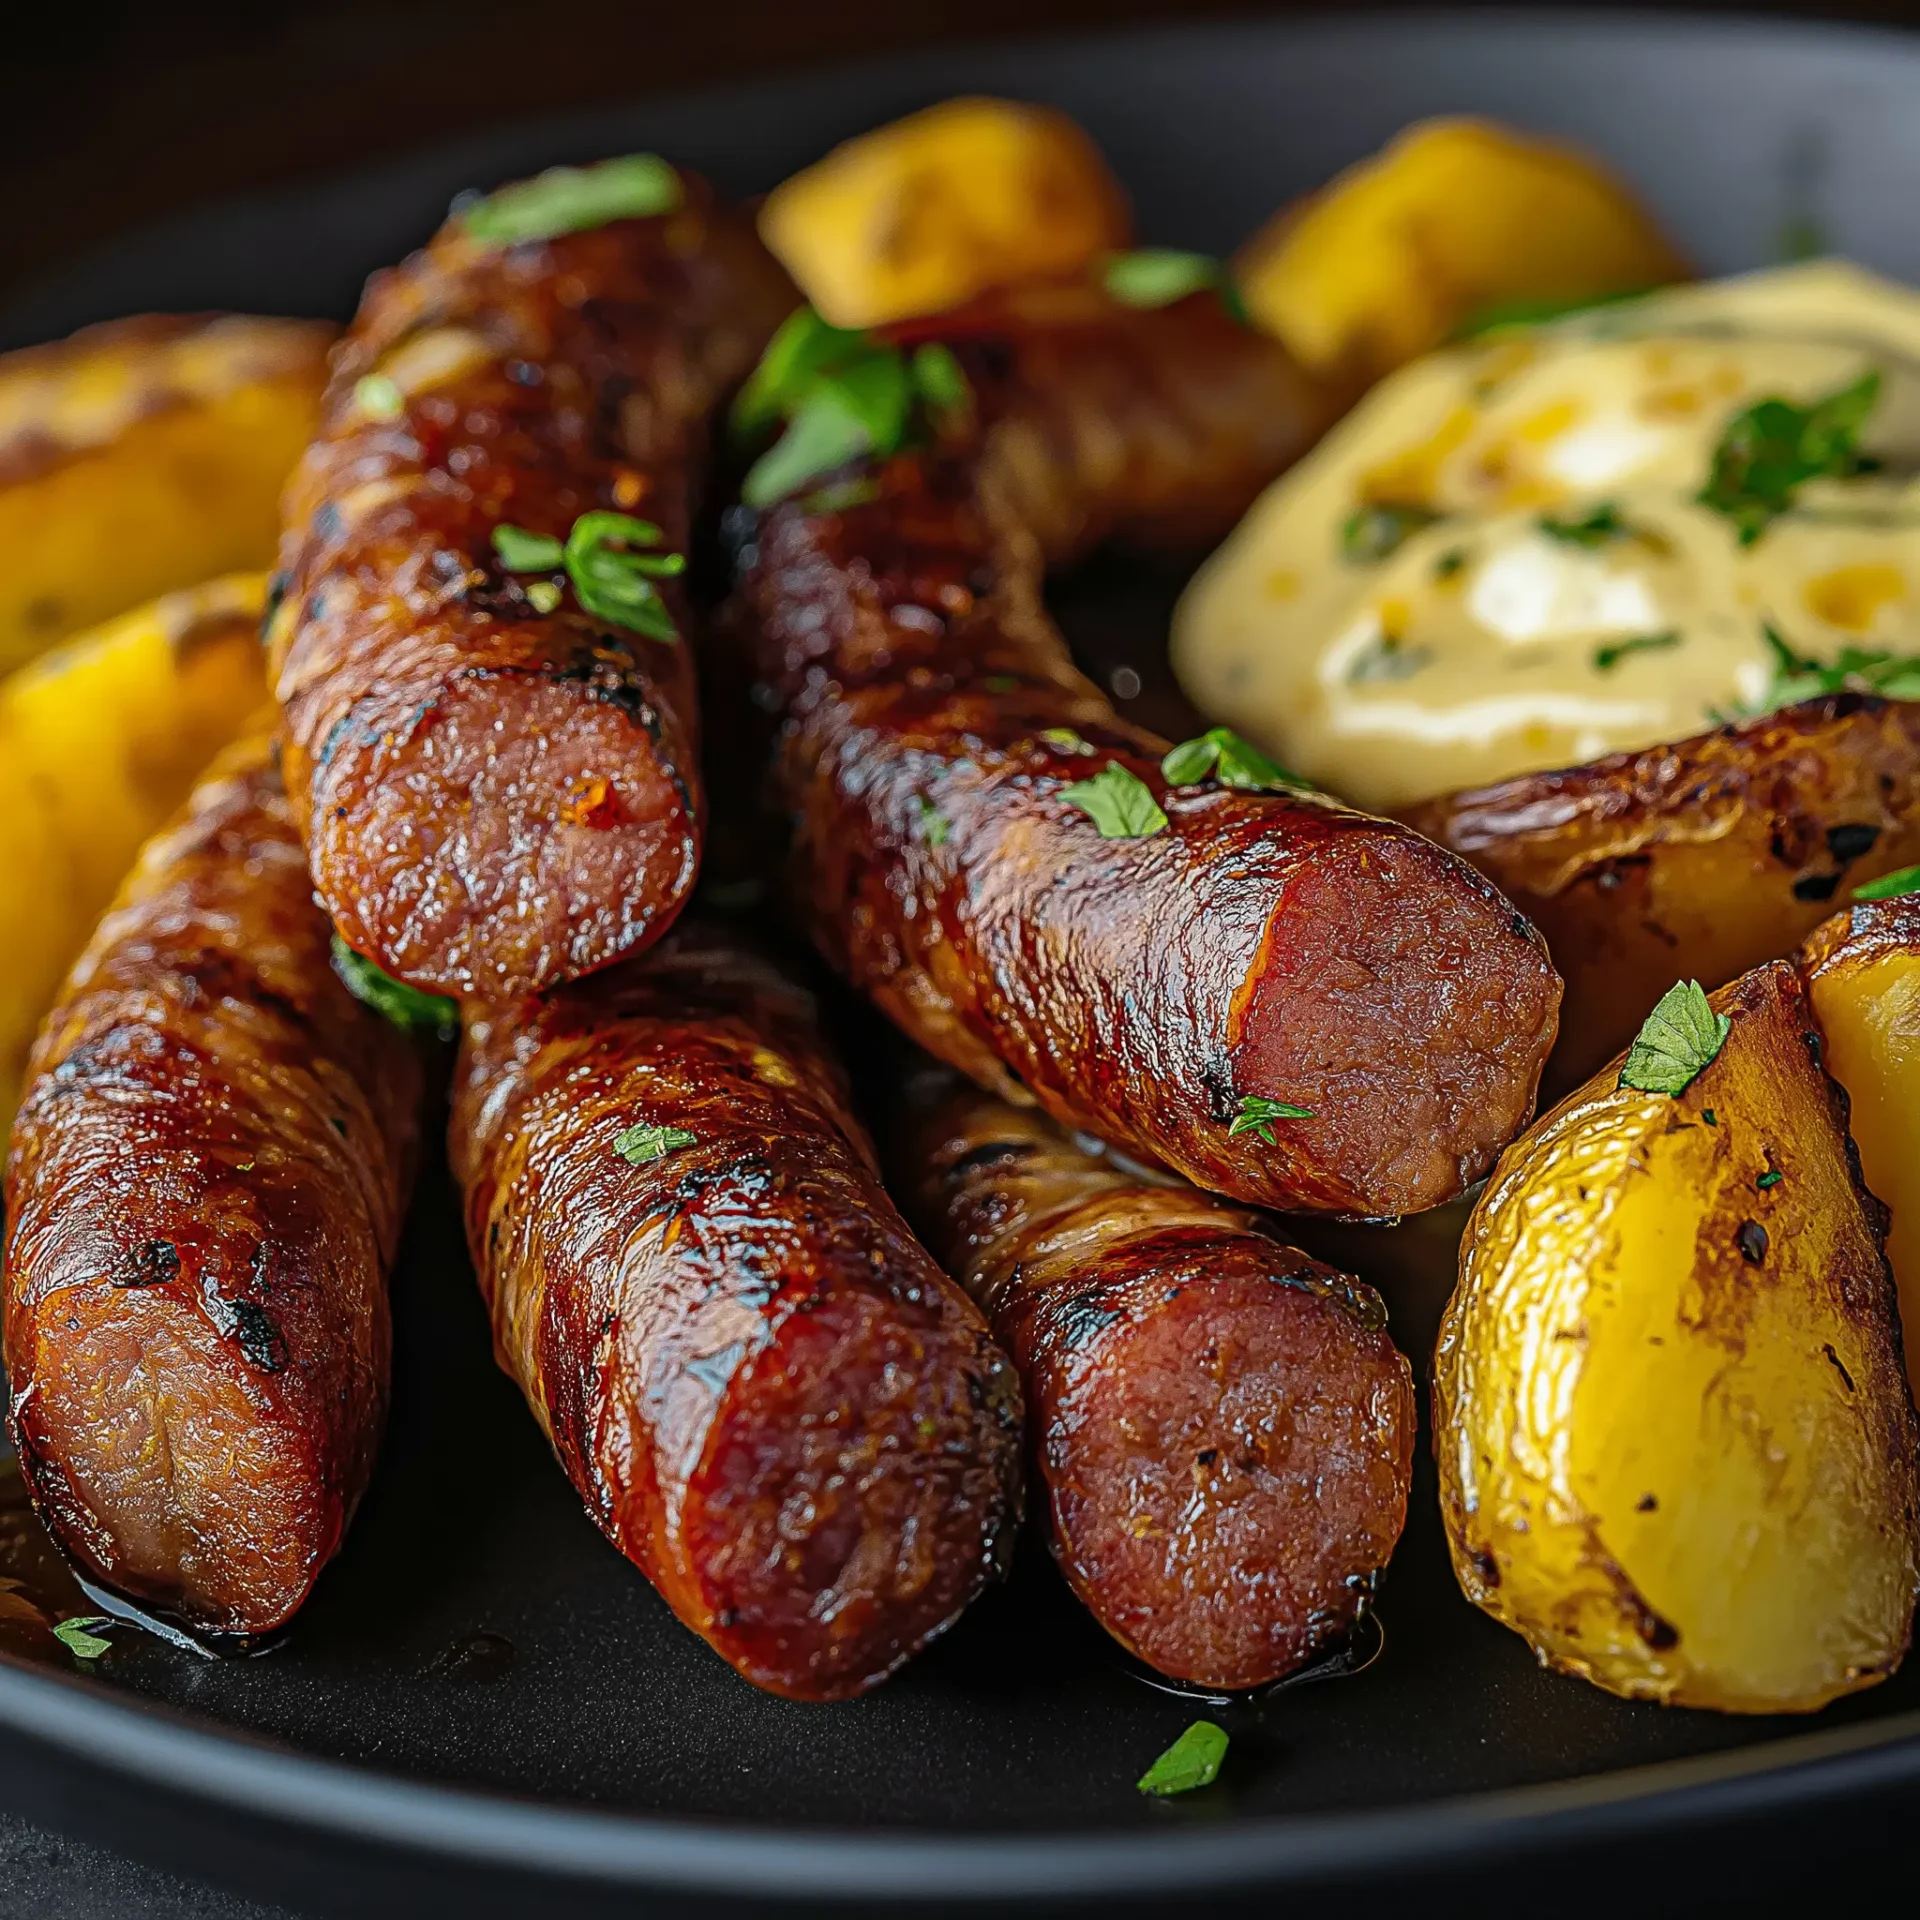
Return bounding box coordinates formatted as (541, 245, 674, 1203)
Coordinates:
(1233, 117, 1687, 391)
(1800, 893, 1920, 1399)
(270, 175, 797, 1002)
(3, 738, 423, 1639)
(759, 98, 1131, 331)
(1405, 696, 1920, 1096)
(450, 923, 1022, 1701)
(1435, 962, 1920, 1713)
(894, 1071, 1414, 1688)
(0, 574, 271, 1128)
(0, 316, 331, 672)
(727, 295, 1559, 1215)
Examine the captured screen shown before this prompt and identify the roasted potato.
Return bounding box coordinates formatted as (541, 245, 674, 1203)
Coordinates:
(1435, 962, 1919, 1713)
(0, 574, 270, 1125)
(1800, 892, 1920, 1396)
(0, 314, 332, 673)
(758, 96, 1131, 330)
(1234, 116, 1688, 391)
(1405, 696, 1920, 1097)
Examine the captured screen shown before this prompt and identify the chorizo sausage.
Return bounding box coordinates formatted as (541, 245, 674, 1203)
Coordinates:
(450, 920, 1022, 1701)
(3, 736, 424, 1640)
(895, 1066, 1415, 1689)
(271, 162, 796, 1001)
(727, 290, 1562, 1216)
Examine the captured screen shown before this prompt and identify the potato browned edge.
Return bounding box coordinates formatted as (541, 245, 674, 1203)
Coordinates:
(1434, 961, 1920, 1714)
(0, 314, 332, 672)
(1404, 695, 1920, 1097)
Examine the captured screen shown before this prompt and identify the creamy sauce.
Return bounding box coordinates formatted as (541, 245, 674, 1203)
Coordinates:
(1172, 262, 1920, 809)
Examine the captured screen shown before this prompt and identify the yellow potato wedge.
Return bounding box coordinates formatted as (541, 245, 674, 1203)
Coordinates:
(1234, 116, 1689, 390)
(0, 314, 332, 673)
(1405, 697, 1920, 1098)
(0, 574, 270, 1126)
(1435, 962, 1919, 1714)
(758, 96, 1131, 330)
(1800, 891, 1920, 1398)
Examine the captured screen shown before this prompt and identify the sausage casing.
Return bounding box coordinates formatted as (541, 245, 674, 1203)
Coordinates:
(896, 1069, 1415, 1688)
(272, 168, 796, 1001)
(3, 736, 423, 1639)
(451, 921, 1023, 1700)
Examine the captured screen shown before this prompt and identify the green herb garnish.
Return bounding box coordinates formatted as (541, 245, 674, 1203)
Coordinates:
(1619, 979, 1730, 1096)
(492, 525, 565, 571)
(1228, 1093, 1314, 1144)
(1060, 764, 1168, 840)
(1347, 634, 1434, 684)
(1137, 1721, 1229, 1797)
(353, 373, 404, 421)
(1854, 863, 1920, 902)
(331, 934, 459, 1042)
(1538, 501, 1629, 549)
(1593, 630, 1681, 672)
(52, 1616, 114, 1661)
(1433, 547, 1468, 581)
(1749, 618, 1920, 712)
(614, 1123, 697, 1166)
(1756, 1170, 1784, 1190)
(1451, 285, 1661, 340)
(1102, 250, 1246, 323)
(492, 513, 684, 642)
(1039, 727, 1091, 753)
(1698, 370, 1882, 546)
(1342, 502, 1441, 564)
(912, 795, 951, 847)
(1161, 726, 1308, 792)
(524, 579, 563, 615)
(464, 153, 681, 244)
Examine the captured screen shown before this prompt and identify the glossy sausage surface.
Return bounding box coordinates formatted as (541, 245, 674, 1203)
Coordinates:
(728, 293, 1562, 1215)
(4, 737, 423, 1639)
(896, 1069, 1415, 1688)
(451, 920, 1022, 1700)
(271, 169, 796, 1001)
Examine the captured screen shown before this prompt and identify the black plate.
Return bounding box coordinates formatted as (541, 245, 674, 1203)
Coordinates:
(6, 10, 1920, 1913)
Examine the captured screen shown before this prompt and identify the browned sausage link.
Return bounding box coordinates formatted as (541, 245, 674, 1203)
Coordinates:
(271, 169, 797, 1001)
(3, 737, 423, 1640)
(450, 920, 1022, 1701)
(894, 1067, 1415, 1689)
(730, 298, 1562, 1216)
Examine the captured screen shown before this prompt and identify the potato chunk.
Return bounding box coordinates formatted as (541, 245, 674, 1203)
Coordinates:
(1234, 117, 1687, 389)
(1800, 893, 1920, 1398)
(0, 575, 269, 1126)
(758, 97, 1130, 330)
(1435, 962, 1919, 1713)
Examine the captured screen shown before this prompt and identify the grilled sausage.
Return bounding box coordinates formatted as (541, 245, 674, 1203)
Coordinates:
(895, 1067, 1415, 1689)
(270, 165, 796, 1001)
(3, 736, 423, 1640)
(451, 920, 1022, 1700)
(727, 290, 1562, 1216)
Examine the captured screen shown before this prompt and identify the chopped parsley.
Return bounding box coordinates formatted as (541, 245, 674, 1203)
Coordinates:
(331, 934, 459, 1042)
(1433, 547, 1468, 581)
(1756, 1170, 1784, 1190)
(1102, 250, 1247, 323)
(1698, 369, 1882, 546)
(1450, 285, 1659, 340)
(1619, 979, 1729, 1096)
(912, 795, 951, 846)
(1160, 726, 1308, 792)
(492, 512, 685, 642)
(1228, 1093, 1314, 1144)
(1749, 618, 1920, 712)
(1137, 1721, 1229, 1796)
(614, 1123, 697, 1166)
(52, 1616, 114, 1661)
(353, 373, 404, 421)
(1538, 501, 1630, 549)
(1347, 634, 1434, 684)
(1593, 630, 1681, 672)
(492, 525, 565, 571)
(1855, 863, 1920, 902)
(731, 308, 971, 509)
(463, 153, 681, 244)
(1060, 764, 1168, 840)
(1342, 502, 1440, 564)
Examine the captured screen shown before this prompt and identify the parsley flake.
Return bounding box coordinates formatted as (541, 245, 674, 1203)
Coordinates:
(331, 935, 458, 1042)
(1228, 1094, 1314, 1145)
(1756, 1169, 1784, 1190)
(1342, 501, 1441, 564)
(492, 525, 565, 571)
(1698, 370, 1882, 546)
(1593, 630, 1681, 672)
(912, 795, 951, 846)
(1061, 764, 1168, 839)
(492, 514, 684, 642)
(1855, 864, 1920, 902)
(614, 1123, 697, 1166)
(1103, 250, 1246, 322)
(1137, 1721, 1228, 1796)
(353, 373, 404, 421)
(1619, 979, 1730, 1096)
(52, 1616, 113, 1661)
(1749, 618, 1920, 713)
(1161, 726, 1307, 792)
(1538, 501, 1630, 548)
(1451, 285, 1659, 340)
(464, 154, 681, 244)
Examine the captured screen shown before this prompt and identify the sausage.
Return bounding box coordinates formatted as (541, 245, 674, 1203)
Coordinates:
(894, 1067, 1415, 1689)
(270, 164, 797, 1001)
(727, 290, 1563, 1216)
(3, 736, 424, 1640)
(450, 920, 1023, 1700)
